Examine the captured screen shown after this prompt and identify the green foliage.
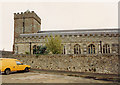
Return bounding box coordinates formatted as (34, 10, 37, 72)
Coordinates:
(39, 46, 49, 54)
(45, 35, 63, 54)
(33, 45, 48, 55)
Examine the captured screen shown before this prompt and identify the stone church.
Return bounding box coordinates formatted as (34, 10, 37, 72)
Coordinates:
(13, 10, 119, 55)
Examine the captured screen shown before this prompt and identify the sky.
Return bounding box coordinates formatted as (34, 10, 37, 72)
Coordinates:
(0, 0, 119, 51)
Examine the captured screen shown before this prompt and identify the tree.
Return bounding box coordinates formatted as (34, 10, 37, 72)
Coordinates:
(45, 35, 63, 54)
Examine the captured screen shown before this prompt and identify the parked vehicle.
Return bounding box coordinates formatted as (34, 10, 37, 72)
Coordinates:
(0, 58, 30, 75)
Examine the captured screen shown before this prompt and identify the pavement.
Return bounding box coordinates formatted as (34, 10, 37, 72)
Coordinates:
(1, 71, 116, 83)
(31, 69, 120, 82)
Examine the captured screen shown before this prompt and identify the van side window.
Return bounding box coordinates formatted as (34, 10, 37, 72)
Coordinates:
(16, 61, 22, 65)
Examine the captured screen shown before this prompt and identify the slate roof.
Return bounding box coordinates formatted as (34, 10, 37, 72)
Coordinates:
(20, 28, 119, 37)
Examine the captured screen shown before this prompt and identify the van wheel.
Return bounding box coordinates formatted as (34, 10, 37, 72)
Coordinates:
(4, 69, 10, 75)
(24, 67, 29, 72)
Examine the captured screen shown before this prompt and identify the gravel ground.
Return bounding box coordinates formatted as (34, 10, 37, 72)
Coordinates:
(2, 72, 113, 83)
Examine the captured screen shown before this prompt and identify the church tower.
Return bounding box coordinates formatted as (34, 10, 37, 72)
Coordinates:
(13, 10, 41, 53)
(14, 10, 41, 38)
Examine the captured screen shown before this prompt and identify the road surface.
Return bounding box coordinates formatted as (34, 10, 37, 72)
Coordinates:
(2, 72, 113, 83)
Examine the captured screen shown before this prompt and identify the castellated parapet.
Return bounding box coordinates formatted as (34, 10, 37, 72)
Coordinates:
(14, 11, 41, 24)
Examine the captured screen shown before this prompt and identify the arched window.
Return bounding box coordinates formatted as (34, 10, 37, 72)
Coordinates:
(63, 46, 66, 54)
(36, 46, 41, 54)
(74, 44, 81, 54)
(16, 46, 18, 54)
(33, 45, 37, 54)
(103, 44, 110, 53)
(88, 44, 95, 54)
(112, 44, 119, 53)
(61, 44, 66, 54)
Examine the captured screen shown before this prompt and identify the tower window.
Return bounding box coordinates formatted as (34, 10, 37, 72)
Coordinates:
(23, 17, 25, 33)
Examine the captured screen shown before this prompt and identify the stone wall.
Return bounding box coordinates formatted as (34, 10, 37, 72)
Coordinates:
(0, 51, 13, 56)
(3, 54, 119, 74)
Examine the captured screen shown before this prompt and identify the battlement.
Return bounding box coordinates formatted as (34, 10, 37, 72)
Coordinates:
(14, 10, 41, 24)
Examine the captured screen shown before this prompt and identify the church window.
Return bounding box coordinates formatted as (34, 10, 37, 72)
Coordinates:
(74, 44, 81, 54)
(60, 35, 62, 37)
(61, 44, 66, 54)
(36, 46, 41, 54)
(23, 17, 25, 34)
(88, 44, 95, 54)
(64, 35, 67, 37)
(112, 44, 119, 53)
(103, 44, 110, 54)
(16, 46, 18, 54)
(74, 35, 77, 37)
(33, 45, 37, 54)
(63, 46, 66, 54)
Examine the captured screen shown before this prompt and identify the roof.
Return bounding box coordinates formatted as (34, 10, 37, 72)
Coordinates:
(20, 28, 119, 37)
(38, 28, 119, 33)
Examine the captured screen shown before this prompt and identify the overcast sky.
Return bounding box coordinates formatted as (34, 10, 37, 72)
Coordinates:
(0, 0, 119, 51)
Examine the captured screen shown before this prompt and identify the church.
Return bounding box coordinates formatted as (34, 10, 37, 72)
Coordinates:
(13, 10, 119, 55)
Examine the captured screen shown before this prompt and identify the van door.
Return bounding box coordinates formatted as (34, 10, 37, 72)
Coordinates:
(16, 61, 25, 71)
(10, 60, 17, 72)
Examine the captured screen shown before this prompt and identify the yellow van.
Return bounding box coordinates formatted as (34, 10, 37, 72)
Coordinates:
(0, 58, 30, 75)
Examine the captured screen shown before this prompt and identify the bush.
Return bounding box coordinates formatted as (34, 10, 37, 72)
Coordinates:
(45, 35, 63, 54)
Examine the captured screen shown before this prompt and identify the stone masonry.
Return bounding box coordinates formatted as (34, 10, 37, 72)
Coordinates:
(3, 54, 119, 74)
